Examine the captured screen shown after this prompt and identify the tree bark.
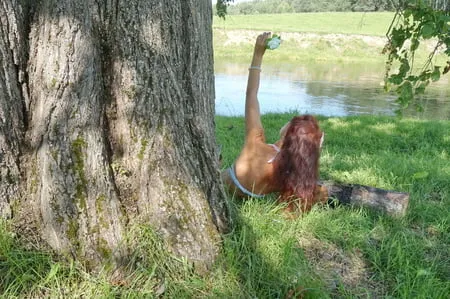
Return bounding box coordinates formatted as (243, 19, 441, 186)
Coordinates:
(105, 0, 229, 270)
(0, 0, 228, 272)
(0, 0, 28, 218)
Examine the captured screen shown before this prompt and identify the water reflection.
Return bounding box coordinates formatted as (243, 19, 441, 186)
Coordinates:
(214, 62, 450, 120)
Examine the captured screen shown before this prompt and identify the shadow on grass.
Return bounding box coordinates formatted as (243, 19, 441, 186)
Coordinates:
(220, 196, 328, 298)
(0, 223, 56, 297)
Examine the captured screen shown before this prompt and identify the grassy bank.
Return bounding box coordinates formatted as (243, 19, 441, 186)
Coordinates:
(213, 12, 446, 65)
(1, 114, 449, 297)
(214, 29, 387, 64)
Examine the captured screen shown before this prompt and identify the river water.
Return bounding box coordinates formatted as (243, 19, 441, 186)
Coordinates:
(214, 62, 450, 120)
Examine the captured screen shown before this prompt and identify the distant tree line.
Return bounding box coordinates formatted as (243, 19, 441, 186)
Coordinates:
(221, 0, 449, 15)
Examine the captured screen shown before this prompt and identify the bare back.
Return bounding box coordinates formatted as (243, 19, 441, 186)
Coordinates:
(222, 127, 280, 197)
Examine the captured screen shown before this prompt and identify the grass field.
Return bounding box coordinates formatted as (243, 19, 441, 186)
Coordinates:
(1, 114, 449, 298)
(214, 12, 395, 36)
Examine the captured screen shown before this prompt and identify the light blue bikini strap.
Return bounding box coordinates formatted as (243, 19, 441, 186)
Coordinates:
(228, 165, 265, 198)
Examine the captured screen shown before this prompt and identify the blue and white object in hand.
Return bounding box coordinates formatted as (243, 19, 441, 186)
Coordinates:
(266, 35, 281, 50)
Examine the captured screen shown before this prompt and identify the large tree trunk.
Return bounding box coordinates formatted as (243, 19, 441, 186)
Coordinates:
(0, 0, 228, 272)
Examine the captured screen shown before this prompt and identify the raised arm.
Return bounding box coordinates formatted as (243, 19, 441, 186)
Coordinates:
(245, 32, 270, 139)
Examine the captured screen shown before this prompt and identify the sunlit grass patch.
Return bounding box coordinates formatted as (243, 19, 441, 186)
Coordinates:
(369, 122, 396, 134)
(327, 117, 356, 129)
(329, 166, 394, 188)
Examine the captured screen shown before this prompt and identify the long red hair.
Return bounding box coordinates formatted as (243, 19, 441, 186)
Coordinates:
(272, 115, 323, 212)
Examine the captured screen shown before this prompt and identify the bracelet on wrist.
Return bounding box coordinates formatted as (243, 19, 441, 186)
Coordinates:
(248, 66, 262, 71)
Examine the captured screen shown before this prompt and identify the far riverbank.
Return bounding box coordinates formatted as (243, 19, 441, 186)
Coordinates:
(213, 13, 447, 66)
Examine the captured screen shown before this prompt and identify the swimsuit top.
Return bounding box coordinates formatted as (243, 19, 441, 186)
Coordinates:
(228, 144, 280, 198)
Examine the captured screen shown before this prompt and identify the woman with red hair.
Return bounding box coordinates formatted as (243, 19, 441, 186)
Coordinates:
(222, 32, 327, 214)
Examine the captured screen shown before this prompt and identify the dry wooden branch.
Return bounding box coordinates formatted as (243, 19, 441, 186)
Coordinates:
(319, 181, 409, 217)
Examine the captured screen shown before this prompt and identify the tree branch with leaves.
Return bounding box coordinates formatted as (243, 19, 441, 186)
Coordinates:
(216, 0, 235, 18)
(384, 0, 449, 112)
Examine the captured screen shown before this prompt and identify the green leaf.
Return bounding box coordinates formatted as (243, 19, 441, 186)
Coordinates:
(399, 59, 410, 75)
(391, 27, 407, 48)
(388, 74, 404, 85)
(410, 38, 420, 51)
(414, 83, 426, 95)
(405, 75, 418, 82)
(397, 96, 409, 108)
(420, 23, 435, 39)
(397, 80, 413, 107)
(403, 8, 412, 19)
(431, 66, 441, 82)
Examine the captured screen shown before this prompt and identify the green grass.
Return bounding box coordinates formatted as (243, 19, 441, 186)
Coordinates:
(214, 12, 395, 36)
(216, 113, 450, 298)
(2, 114, 449, 298)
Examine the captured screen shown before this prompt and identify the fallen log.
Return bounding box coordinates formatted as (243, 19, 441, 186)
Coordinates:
(318, 181, 409, 217)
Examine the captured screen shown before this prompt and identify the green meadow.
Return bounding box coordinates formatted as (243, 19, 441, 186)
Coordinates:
(213, 12, 394, 36)
(1, 12, 449, 299)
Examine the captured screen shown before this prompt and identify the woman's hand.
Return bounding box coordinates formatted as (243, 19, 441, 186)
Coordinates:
(253, 32, 271, 57)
